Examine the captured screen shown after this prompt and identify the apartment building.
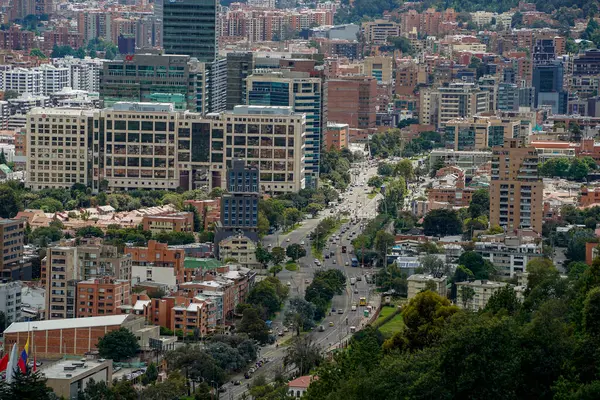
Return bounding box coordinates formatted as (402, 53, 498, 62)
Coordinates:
(0, 219, 28, 281)
(43, 240, 132, 320)
(172, 297, 214, 337)
(246, 70, 322, 187)
(184, 199, 221, 230)
(455, 280, 506, 311)
(490, 138, 543, 234)
(445, 116, 520, 151)
(53, 56, 105, 93)
(142, 212, 194, 233)
(226, 52, 254, 111)
(26, 108, 95, 191)
(1, 68, 42, 95)
(407, 274, 447, 300)
(420, 82, 489, 129)
(43, 245, 78, 320)
(218, 233, 260, 269)
(34, 64, 70, 96)
(76, 277, 131, 318)
(0, 281, 22, 324)
(125, 240, 186, 289)
(474, 234, 544, 278)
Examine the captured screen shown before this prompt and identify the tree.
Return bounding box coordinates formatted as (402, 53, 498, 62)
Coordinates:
(285, 297, 316, 335)
(29, 48, 46, 58)
(485, 285, 521, 315)
(0, 149, 7, 165)
(283, 207, 302, 229)
(165, 347, 225, 384)
(247, 278, 287, 316)
(377, 163, 394, 177)
(458, 251, 495, 280)
(97, 328, 140, 361)
(423, 209, 462, 236)
(469, 188, 490, 218)
(286, 243, 307, 262)
(305, 203, 324, 218)
(142, 362, 158, 385)
(0, 369, 54, 399)
(76, 226, 104, 237)
(458, 285, 476, 309)
(394, 159, 414, 181)
(142, 371, 187, 400)
(255, 245, 272, 269)
(374, 230, 395, 266)
(0, 186, 20, 218)
(419, 254, 449, 276)
(284, 336, 322, 375)
(268, 264, 283, 277)
(205, 342, 246, 372)
(271, 246, 286, 265)
(238, 307, 270, 343)
(258, 211, 270, 236)
(2, 90, 19, 100)
(584, 287, 600, 337)
(79, 379, 114, 399)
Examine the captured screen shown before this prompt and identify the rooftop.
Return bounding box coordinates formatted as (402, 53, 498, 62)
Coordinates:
(41, 358, 111, 380)
(288, 375, 316, 389)
(4, 315, 131, 334)
(184, 258, 223, 270)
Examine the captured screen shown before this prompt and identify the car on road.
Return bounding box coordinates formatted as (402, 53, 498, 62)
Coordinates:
(331, 307, 336, 312)
(234, 381, 241, 386)
(325, 254, 330, 259)
(338, 309, 344, 314)
(356, 276, 362, 281)
(319, 325, 325, 332)
(284, 327, 289, 333)
(354, 289, 359, 294)
(305, 279, 310, 284)
(301, 240, 305, 245)
(286, 238, 290, 242)
(351, 305, 357, 311)
(278, 331, 284, 336)
(244, 373, 250, 379)
(332, 259, 336, 264)
(286, 281, 291, 286)
(329, 321, 334, 327)
(345, 261, 349, 266)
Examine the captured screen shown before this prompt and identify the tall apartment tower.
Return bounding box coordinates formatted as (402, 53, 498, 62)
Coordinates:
(246, 70, 322, 188)
(325, 76, 377, 130)
(490, 138, 542, 234)
(0, 219, 28, 281)
(215, 159, 260, 251)
(226, 52, 254, 110)
(162, 0, 217, 63)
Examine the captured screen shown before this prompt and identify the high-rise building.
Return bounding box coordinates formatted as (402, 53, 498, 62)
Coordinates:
(247, 70, 321, 187)
(226, 52, 254, 110)
(162, 0, 218, 62)
(532, 61, 567, 114)
(1, 68, 42, 95)
(326, 76, 377, 130)
(53, 56, 106, 93)
(99, 53, 201, 111)
(34, 64, 71, 96)
(0, 219, 27, 281)
(215, 159, 260, 249)
(445, 116, 520, 151)
(205, 58, 227, 114)
(76, 277, 131, 318)
(532, 38, 556, 66)
(490, 138, 542, 234)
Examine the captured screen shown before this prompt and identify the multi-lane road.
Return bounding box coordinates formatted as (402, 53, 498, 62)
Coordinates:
(221, 163, 381, 399)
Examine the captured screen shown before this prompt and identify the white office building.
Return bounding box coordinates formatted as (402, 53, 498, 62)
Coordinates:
(1, 68, 43, 95)
(34, 64, 71, 96)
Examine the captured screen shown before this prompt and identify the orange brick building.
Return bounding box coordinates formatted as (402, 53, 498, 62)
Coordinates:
(3, 315, 147, 359)
(324, 123, 349, 150)
(125, 240, 186, 286)
(76, 277, 131, 318)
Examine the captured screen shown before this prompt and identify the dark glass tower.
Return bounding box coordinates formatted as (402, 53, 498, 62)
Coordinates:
(162, 0, 217, 63)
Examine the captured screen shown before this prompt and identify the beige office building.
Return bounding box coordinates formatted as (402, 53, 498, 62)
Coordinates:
(364, 56, 393, 84)
(490, 138, 543, 234)
(26, 108, 94, 190)
(445, 116, 521, 151)
(26, 104, 306, 195)
(420, 82, 489, 129)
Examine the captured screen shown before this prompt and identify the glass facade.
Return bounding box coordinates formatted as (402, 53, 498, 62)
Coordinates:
(162, 0, 217, 63)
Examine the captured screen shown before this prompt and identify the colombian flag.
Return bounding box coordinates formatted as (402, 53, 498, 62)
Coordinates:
(17, 339, 29, 373)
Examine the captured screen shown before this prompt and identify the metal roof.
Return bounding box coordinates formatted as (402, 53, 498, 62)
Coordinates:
(4, 315, 132, 334)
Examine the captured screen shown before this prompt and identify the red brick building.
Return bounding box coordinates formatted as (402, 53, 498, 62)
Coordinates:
(326, 76, 377, 131)
(76, 277, 131, 318)
(3, 315, 147, 359)
(184, 199, 221, 230)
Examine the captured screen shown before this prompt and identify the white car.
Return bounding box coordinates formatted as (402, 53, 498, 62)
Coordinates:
(286, 281, 291, 286)
(300, 240, 305, 245)
(286, 238, 290, 242)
